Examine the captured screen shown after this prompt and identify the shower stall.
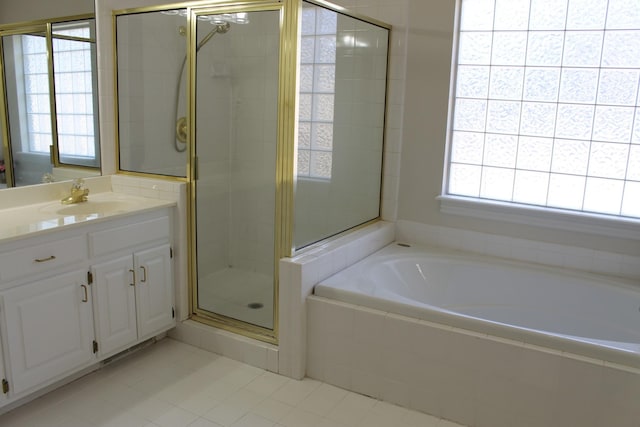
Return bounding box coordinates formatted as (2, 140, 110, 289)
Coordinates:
(115, 0, 390, 343)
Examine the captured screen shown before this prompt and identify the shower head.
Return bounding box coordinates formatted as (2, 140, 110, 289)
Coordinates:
(197, 22, 231, 52)
(214, 22, 231, 34)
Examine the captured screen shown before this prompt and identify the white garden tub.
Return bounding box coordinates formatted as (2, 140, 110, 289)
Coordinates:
(314, 242, 640, 366)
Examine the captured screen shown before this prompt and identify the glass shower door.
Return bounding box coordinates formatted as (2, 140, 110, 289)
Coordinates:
(193, 8, 280, 332)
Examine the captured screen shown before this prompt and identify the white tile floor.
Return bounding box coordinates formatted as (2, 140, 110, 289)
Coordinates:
(0, 338, 465, 427)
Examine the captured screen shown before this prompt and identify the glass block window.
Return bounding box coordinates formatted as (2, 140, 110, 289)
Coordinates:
(298, 6, 336, 179)
(21, 35, 52, 153)
(21, 22, 96, 160)
(448, 0, 640, 219)
(52, 24, 96, 159)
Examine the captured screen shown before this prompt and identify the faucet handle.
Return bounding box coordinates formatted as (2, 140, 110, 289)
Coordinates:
(72, 178, 85, 190)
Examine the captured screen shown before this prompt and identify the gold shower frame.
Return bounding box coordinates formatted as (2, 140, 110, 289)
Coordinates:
(187, 0, 296, 344)
(112, 0, 391, 345)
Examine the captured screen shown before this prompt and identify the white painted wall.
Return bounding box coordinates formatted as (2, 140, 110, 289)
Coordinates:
(0, 0, 93, 24)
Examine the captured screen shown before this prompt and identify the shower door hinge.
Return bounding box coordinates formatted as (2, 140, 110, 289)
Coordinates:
(2, 379, 8, 394)
(93, 340, 99, 354)
(170, 247, 173, 259)
(87, 271, 93, 284)
(172, 307, 175, 318)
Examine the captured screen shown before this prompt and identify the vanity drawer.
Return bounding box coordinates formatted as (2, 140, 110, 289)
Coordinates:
(89, 216, 170, 257)
(0, 235, 87, 283)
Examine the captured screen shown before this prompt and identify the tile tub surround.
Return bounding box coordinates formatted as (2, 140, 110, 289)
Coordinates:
(307, 296, 640, 427)
(396, 220, 640, 280)
(279, 221, 395, 379)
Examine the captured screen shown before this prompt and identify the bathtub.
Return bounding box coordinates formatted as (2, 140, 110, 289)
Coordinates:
(314, 243, 640, 367)
(305, 239, 640, 426)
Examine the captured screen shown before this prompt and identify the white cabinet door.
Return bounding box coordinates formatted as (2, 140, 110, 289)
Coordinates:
(134, 244, 175, 339)
(92, 256, 138, 358)
(0, 337, 6, 403)
(1, 270, 93, 396)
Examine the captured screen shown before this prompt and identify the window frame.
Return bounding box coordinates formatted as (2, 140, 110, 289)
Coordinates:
(442, 0, 640, 240)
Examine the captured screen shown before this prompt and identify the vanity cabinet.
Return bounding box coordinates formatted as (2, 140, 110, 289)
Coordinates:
(0, 206, 175, 407)
(89, 215, 174, 359)
(91, 244, 174, 358)
(1, 270, 94, 396)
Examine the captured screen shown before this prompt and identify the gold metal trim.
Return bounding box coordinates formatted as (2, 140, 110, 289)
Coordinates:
(46, 22, 61, 168)
(113, 1, 276, 17)
(112, 0, 391, 347)
(0, 14, 95, 32)
(191, 312, 278, 344)
(0, 35, 14, 187)
(0, 25, 46, 37)
(302, 0, 392, 30)
(112, 7, 188, 179)
(0, 15, 100, 183)
(187, 1, 289, 344)
(112, 10, 121, 175)
(51, 34, 94, 43)
(290, 0, 391, 252)
(115, 170, 189, 182)
(293, 218, 382, 256)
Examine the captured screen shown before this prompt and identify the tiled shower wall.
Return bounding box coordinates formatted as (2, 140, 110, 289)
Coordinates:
(226, 11, 280, 277)
(116, 12, 188, 176)
(194, 21, 233, 278)
(294, 10, 389, 247)
(396, 220, 640, 280)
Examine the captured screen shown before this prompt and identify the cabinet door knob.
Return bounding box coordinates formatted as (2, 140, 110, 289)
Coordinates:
(81, 285, 88, 302)
(129, 269, 136, 286)
(34, 255, 56, 263)
(140, 266, 147, 283)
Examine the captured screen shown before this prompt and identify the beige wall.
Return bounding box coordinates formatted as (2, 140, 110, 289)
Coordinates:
(398, 0, 638, 255)
(0, 0, 93, 24)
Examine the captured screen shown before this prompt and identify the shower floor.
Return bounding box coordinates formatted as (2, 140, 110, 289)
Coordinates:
(198, 267, 273, 329)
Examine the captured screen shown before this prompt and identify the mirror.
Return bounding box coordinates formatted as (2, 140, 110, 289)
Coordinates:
(294, 2, 389, 249)
(0, 4, 100, 189)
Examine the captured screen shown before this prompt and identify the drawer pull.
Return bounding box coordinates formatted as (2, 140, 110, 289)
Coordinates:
(140, 266, 147, 283)
(34, 255, 56, 263)
(129, 269, 136, 286)
(81, 285, 88, 302)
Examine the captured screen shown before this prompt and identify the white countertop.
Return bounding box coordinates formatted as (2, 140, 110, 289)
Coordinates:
(0, 191, 175, 244)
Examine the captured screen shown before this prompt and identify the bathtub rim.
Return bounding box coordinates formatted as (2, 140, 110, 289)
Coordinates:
(313, 243, 640, 371)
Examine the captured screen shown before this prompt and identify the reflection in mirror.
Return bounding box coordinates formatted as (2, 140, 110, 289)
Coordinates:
(52, 20, 100, 169)
(0, 17, 101, 188)
(294, 2, 389, 249)
(2, 31, 53, 186)
(116, 10, 188, 177)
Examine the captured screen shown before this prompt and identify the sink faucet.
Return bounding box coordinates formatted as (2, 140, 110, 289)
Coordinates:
(61, 178, 89, 205)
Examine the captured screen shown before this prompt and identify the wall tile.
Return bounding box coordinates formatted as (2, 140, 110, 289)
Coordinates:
(396, 220, 640, 280)
(306, 296, 640, 427)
